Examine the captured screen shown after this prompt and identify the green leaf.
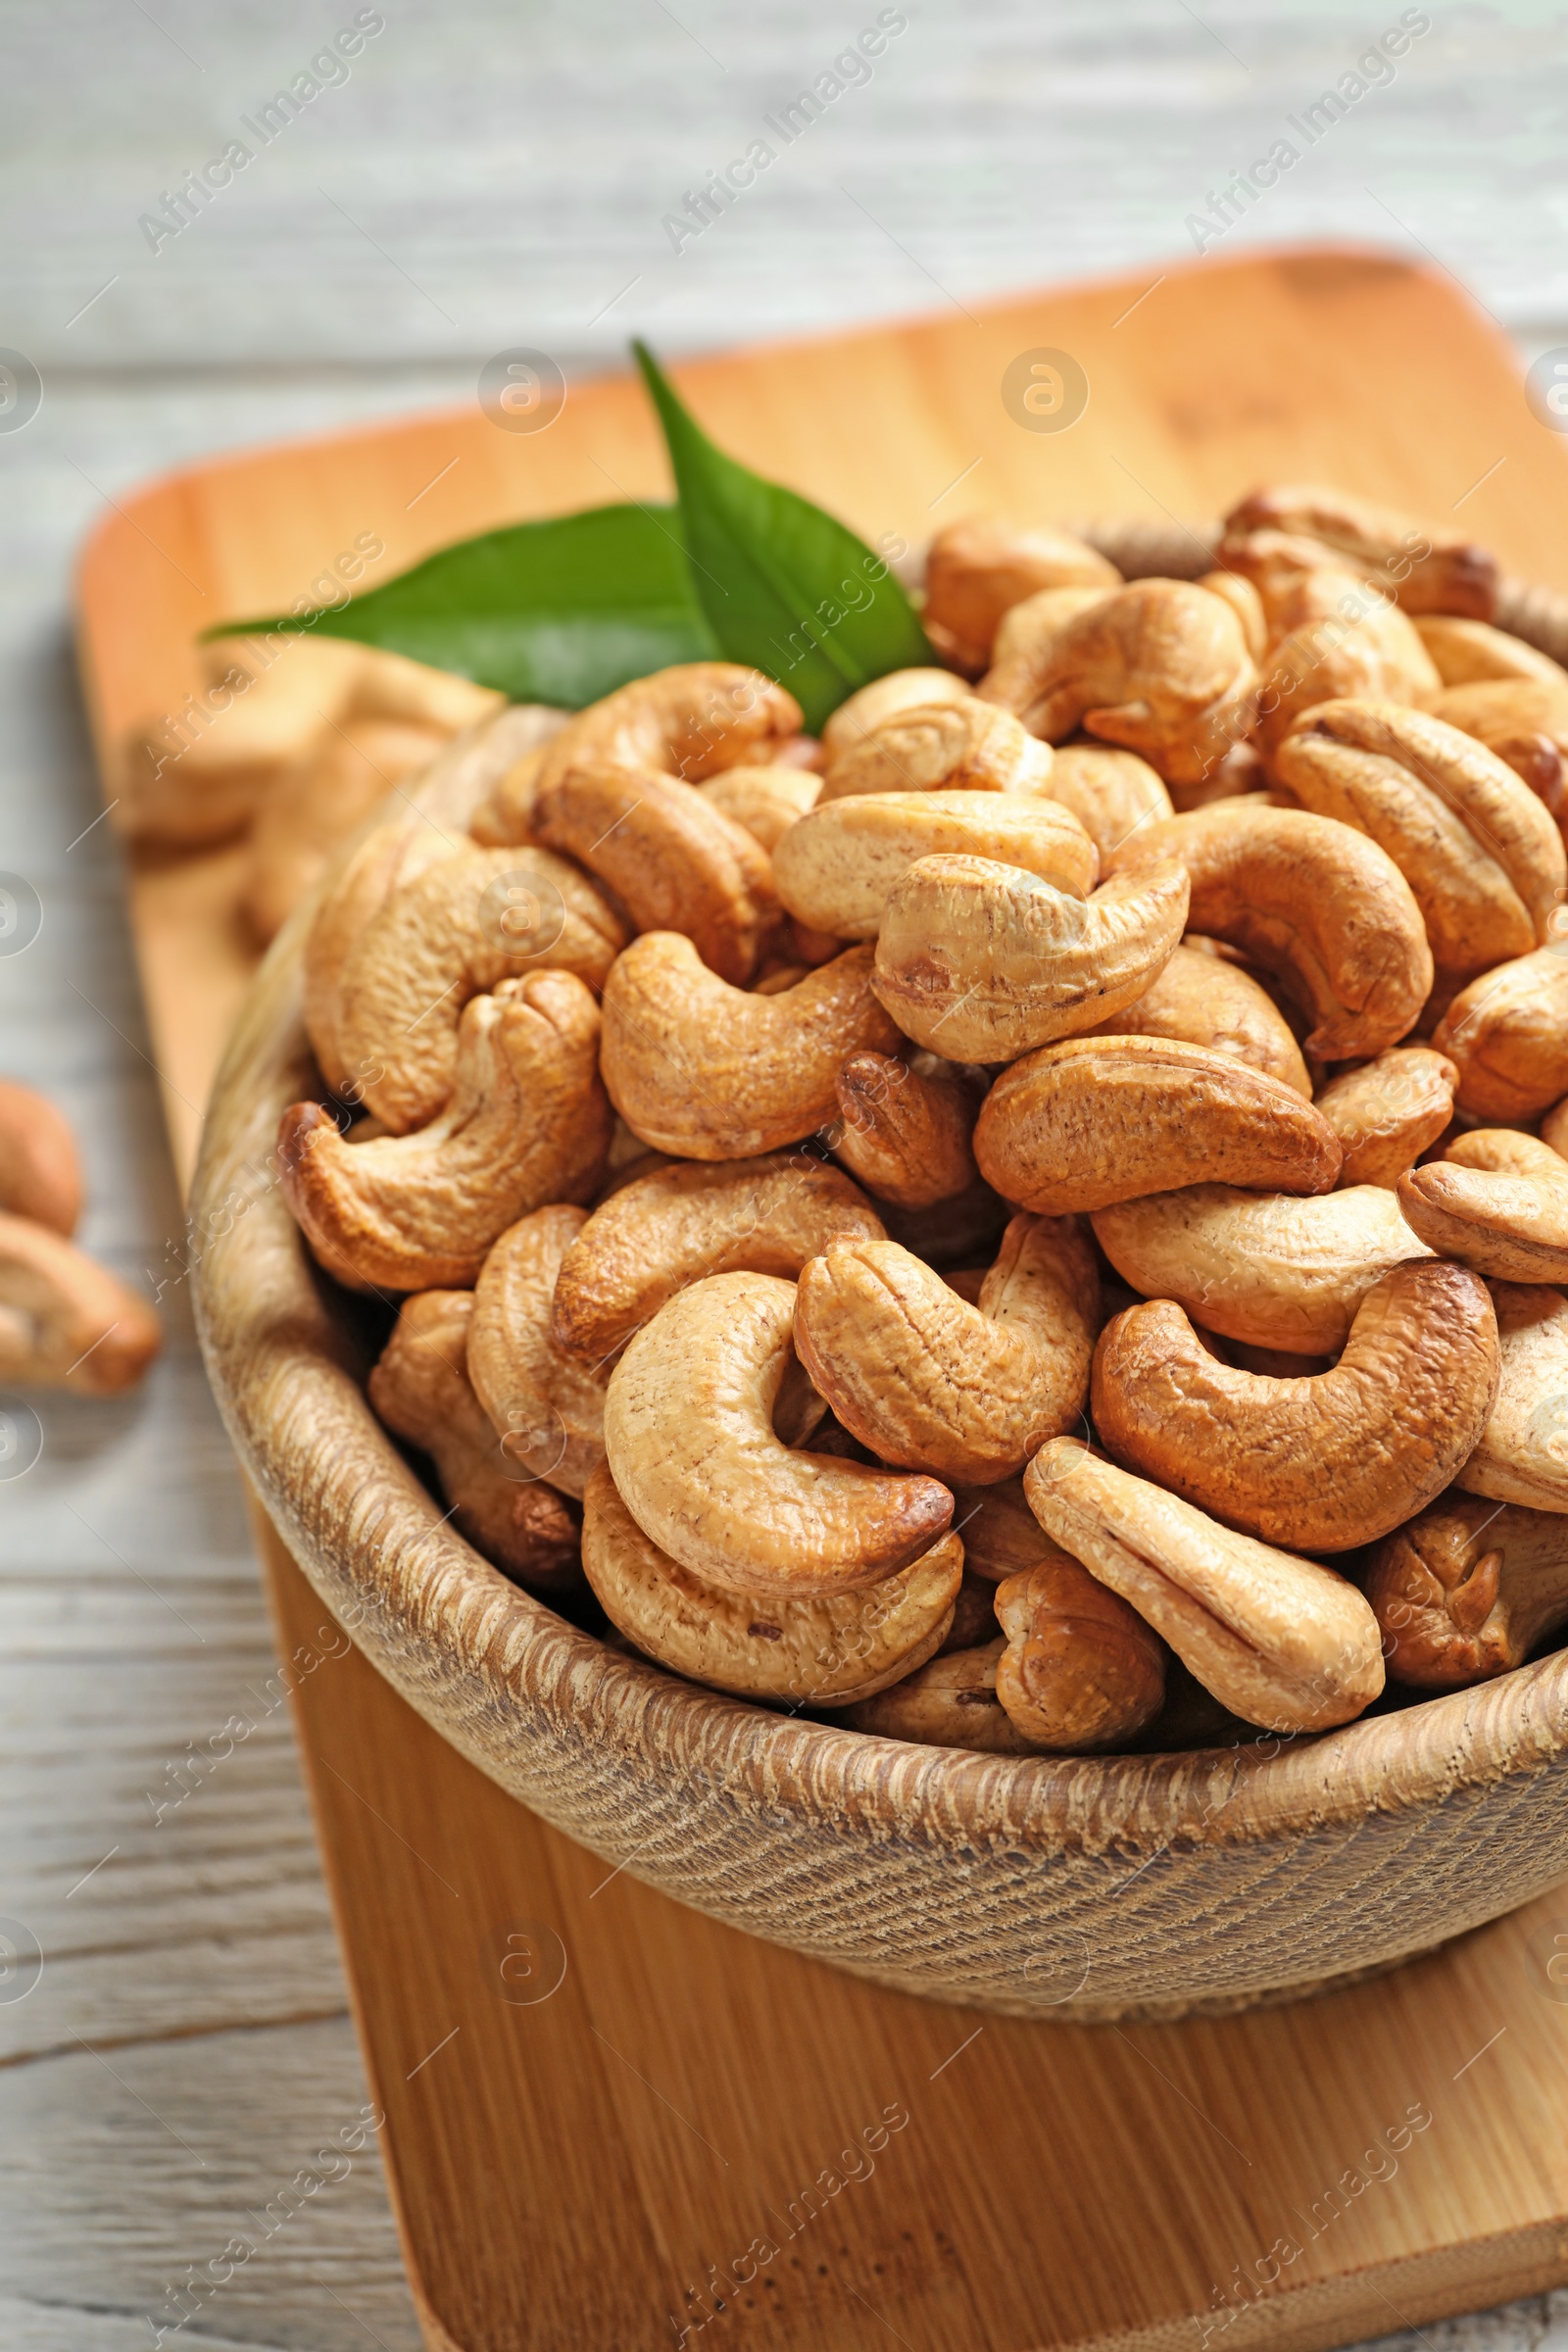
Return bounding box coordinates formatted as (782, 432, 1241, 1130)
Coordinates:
(633, 340, 932, 734)
(202, 503, 718, 708)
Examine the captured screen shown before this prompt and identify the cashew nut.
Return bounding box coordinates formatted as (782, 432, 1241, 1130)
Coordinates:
(1091, 1262, 1499, 1551)
(0, 1080, 82, 1236)
(1105, 803, 1433, 1058)
(1398, 1130, 1568, 1283)
(1272, 700, 1565, 976)
(0, 1213, 162, 1394)
(815, 698, 1054, 806)
(550, 1151, 885, 1361)
(1197, 569, 1267, 662)
(1221, 483, 1498, 617)
(600, 934, 900, 1159)
(1207, 529, 1370, 647)
(336, 844, 624, 1133)
(470, 662, 802, 844)
(1044, 743, 1174, 863)
(773, 788, 1097, 939)
(819, 668, 975, 758)
(1414, 616, 1568, 689)
(921, 516, 1120, 674)
(1432, 948, 1568, 1122)
(1080, 940, 1311, 1096)
(696, 763, 820, 851)
(1314, 1047, 1458, 1188)
(871, 855, 1190, 1062)
(836, 1639, 1038, 1752)
(946, 1474, 1058, 1583)
(603, 1271, 952, 1596)
(1255, 601, 1440, 760)
(994, 1555, 1168, 1749)
(978, 578, 1258, 785)
(368, 1288, 581, 1589)
(279, 971, 612, 1292)
(1453, 1281, 1568, 1509)
(467, 1206, 608, 1497)
(531, 764, 779, 985)
(793, 1214, 1099, 1484)
(1024, 1440, 1386, 1732)
(974, 1035, 1341, 1214)
(581, 1462, 962, 1704)
(1428, 677, 1568, 825)
(1091, 1182, 1432, 1354)
(831, 1053, 978, 1209)
(1367, 1494, 1568, 1690)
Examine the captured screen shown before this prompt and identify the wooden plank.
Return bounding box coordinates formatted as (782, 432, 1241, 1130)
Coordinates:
(73, 246, 1568, 2351)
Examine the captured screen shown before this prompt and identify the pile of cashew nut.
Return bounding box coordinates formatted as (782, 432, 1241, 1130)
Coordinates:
(276, 479, 1568, 1755)
(0, 1080, 162, 1396)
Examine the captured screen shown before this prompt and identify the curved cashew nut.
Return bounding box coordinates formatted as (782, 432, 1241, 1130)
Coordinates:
(0, 1212, 162, 1394)
(831, 1053, 978, 1209)
(837, 1638, 1038, 1751)
(1255, 603, 1439, 760)
(467, 1206, 609, 1498)
(1367, 1496, 1568, 1690)
(974, 1036, 1341, 1214)
(581, 1462, 962, 1704)
(1273, 700, 1565, 976)
(872, 855, 1190, 1062)
(1415, 616, 1568, 689)
(1398, 1130, 1568, 1283)
(471, 663, 802, 844)
(946, 1475, 1057, 1584)
(1197, 568, 1267, 662)
(279, 971, 612, 1293)
(1091, 1262, 1499, 1552)
(1222, 483, 1498, 618)
(1043, 743, 1173, 864)
(1024, 1441, 1386, 1733)
(816, 698, 1054, 806)
(1454, 1281, 1568, 1509)
(336, 844, 624, 1134)
(819, 668, 975, 759)
(600, 934, 901, 1159)
(1080, 940, 1310, 1096)
(774, 787, 1097, 940)
(1091, 1182, 1432, 1355)
(696, 763, 820, 851)
(531, 764, 779, 985)
(1433, 949, 1568, 1122)
(1209, 529, 1371, 646)
(0, 1080, 82, 1236)
(368, 1289, 581, 1589)
(1314, 1047, 1457, 1188)
(793, 1214, 1100, 1485)
(550, 1152, 885, 1361)
(978, 578, 1258, 785)
(1428, 677, 1568, 827)
(1105, 803, 1433, 1059)
(602, 1271, 953, 1597)
(994, 1555, 1167, 1750)
(921, 517, 1120, 675)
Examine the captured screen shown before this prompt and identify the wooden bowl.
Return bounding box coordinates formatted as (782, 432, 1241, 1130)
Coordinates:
(190, 535, 1568, 2025)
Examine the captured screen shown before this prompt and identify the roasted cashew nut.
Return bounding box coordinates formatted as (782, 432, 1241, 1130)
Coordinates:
(816, 698, 1053, 806)
(581, 1462, 962, 1704)
(1273, 699, 1565, 977)
(1254, 602, 1440, 760)
(1221, 483, 1498, 617)
(368, 1289, 581, 1589)
(974, 1035, 1341, 1214)
(1433, 949, 1568, 1121)
(1398, 1130, 1568, 1284)
(335, 843, 624, 1134)
(0, 1212, 162, 1394)
(1414, 616, 1568, 689)
(1209, 528, 1371, 647)
(600, 934, 900, 1159)
(531, 764, 779, 985)
(1091, 1262, 1499, 1552)
(602, 1271, 953, 1597)
(1105, 803, 1433, 1059)
(1080, 940, 1310, 1097)
(1197, 568, 1267, 662)
(0, 1079, 82, 1236)
(819, 668, 975, 759)
(978, 578, 1258, 785)
(550, 1152, 885, 1362)
(831, 1053, 978, 1210)
(994, 1555, 1167, 1750)
(1367, 1495, 1568, 1690)
(280, 971, 612, 1293)
(921, 517, 1120, 675)
(871, 855, 1190, 1062)
(773, 788, 1097, 940)
(1455, 1281, 1568, 1509)
(946, 1475, 1057, 1584)
(793, 1214, 1100, 1485)
(837, 1638, 1038, 1751)
(1024, 1441, 1385, 1733)
(1043, 743, 1173, 864)
(1091, 1183, 1432, 1355)
(471, 662, 802, 844)
(467, 1206, 609, 1498)
(696, 763, 820, 851)
(1314, 1047, 1457, 1189)
(1429, 676, 1568, 827)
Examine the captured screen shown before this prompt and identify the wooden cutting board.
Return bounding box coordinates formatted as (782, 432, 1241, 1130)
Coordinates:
(75, 245, 1568, 2352)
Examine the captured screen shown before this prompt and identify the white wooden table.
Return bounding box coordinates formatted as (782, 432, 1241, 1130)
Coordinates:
(3, 4, 1567, 2344)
